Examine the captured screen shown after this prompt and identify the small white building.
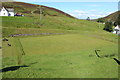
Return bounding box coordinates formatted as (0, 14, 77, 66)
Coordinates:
(113, 25, 120, 35)
(0, 7, 14, 16)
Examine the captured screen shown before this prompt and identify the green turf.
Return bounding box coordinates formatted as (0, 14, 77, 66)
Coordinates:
(1, 2, 119, 78)
(2, 34, 118, 78)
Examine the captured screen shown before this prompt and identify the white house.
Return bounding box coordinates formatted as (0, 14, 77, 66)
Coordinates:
(113, 25, 120, 35)
(0, 7, 14, 16)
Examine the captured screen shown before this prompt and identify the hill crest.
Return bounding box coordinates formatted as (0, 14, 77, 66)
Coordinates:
(2, 2, 76, 19)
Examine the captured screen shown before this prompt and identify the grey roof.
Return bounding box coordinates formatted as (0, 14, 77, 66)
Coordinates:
(0, 7, 14, 12)
(6, 8, 14, 12)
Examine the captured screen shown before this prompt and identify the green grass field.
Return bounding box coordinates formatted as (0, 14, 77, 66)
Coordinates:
(2, 33, 118, 78)
(1, 2, 119, 78)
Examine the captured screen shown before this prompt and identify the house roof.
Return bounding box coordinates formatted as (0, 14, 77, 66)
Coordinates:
(6, 8, 14, 12)
(0, 7, 14, 12)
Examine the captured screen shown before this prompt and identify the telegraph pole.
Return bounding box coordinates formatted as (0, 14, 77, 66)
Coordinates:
(40, 5, 43, 26)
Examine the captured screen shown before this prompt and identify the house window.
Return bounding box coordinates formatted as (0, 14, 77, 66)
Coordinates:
(4, 13, 5, 15)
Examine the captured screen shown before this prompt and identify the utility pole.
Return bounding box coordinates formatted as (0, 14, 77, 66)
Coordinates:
(40, 5, 43, 26)
(39, 5, 46, 26)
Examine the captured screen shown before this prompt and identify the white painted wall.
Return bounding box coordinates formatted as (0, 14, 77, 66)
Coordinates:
(0, 7, 9, 16)
(113, 25, 120, 34)
(0, 7, 14, 16)
(9, 12, 14, 16)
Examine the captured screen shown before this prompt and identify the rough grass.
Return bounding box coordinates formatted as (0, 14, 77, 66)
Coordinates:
(1, 2, 119, 78)
(2, 16, 104, 37)
(2, 15, 118, 78)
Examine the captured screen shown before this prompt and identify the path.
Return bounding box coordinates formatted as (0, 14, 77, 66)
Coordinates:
(9, 33, 65, 37)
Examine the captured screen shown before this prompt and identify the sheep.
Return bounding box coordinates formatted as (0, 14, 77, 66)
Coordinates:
(8, 44, 11, 46)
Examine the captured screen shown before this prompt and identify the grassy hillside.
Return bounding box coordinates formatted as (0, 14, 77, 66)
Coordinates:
(0, 0, 14, 2)
(1, 2, 119, 78)
(103, 11, 120, 22)
(2, 2, 75, 18)
(93, 11, 120, 22)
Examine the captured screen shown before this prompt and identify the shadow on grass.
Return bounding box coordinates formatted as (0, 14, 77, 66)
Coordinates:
(94, 50, 117, 58)
(0, 65, 29, 72)
(113, 58, 120, 65)
(0, 62, 38, 73)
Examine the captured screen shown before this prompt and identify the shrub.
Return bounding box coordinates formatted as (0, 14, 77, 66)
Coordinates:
(115, 14, 120, 25)
(86, 17, 90, 21)
(103, 21, 113, 32)
(97, 18, 105, 23)
(113, 22, 117, 27)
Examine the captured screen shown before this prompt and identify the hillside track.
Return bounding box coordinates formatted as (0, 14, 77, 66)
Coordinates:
(9, 33, 65, 37)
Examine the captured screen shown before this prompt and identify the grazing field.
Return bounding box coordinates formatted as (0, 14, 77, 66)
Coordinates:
(1, 16, 118, 78)
(2, 34, 118, 78)
(1, 2, 119, 78)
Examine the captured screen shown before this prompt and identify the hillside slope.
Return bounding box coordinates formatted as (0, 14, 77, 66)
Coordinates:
(2, 2, 108, 36)
(1, 1, 118, 78)
(2, 2, 117, 42)
(93, 11, 120, 22)
(2, 2, 76, 18)
(0, 0, 14, 2)
(103, 11, 120, 22)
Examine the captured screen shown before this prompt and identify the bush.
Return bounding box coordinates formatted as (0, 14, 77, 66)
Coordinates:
(86, 17, 90, 21)
(97, 18, 105, 23)
(113, 22, 117, 27)
(116, 14, 120, 25)
(103, 21, 113, 32)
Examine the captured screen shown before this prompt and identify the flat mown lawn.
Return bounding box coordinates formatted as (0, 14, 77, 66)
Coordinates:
(2, 34, 118, 78)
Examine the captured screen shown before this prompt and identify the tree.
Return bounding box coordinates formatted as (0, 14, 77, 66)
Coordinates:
(103, 21, 113, 32)
(113, 21, 117, 27)
(116, 14, 120, 25)
(86, 17, 90, 21)
(97, 18, 105, 23)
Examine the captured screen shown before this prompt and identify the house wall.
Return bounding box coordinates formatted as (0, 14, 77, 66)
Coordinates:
(113, 25, 120, 34)
(0, 7, 9, 16)
(9, 12, 14, 16)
